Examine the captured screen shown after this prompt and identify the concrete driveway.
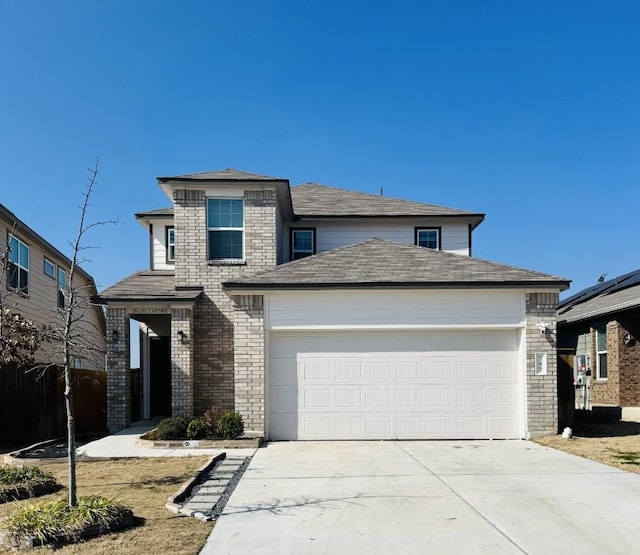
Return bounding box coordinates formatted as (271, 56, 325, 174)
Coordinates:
(201, 440, 640, 554)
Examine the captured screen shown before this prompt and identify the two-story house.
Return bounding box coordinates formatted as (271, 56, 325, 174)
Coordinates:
(0, 203, 106, 441)
(96, 169, 569, 440)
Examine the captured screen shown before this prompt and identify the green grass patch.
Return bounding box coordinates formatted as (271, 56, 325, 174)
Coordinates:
(613, 451, 640, 465)
(4, 495, 133, 547)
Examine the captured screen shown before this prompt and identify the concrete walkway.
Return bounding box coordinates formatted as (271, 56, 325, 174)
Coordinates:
(77, 422, 256, 459)
(202, 440, 640, 555)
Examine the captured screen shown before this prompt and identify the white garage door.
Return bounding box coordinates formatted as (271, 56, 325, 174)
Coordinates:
(268, 330, 522, 440)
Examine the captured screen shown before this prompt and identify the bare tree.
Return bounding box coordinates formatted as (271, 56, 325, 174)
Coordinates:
(45, 159, 111, 506)
(1, 160, 111, 507)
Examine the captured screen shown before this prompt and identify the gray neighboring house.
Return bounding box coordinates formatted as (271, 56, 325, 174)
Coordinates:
(95, 169, 569, 440)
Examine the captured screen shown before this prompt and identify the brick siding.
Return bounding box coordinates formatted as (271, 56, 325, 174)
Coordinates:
(525, 292, 559, 437)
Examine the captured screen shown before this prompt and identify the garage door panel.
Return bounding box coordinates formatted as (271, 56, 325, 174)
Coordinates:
(335, 361, 361, 380)
(457, 361, 483, 379)
(302, 361, 331, 381)
(363, 362, 391, 380)
(268, 330, 521, 440)
(424, 360, 452, 379)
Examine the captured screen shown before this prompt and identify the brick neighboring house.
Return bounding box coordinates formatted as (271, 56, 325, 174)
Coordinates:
(557, 270, 640, 421)
(95, 169, 569, 440)
(0, 203, 106, 441)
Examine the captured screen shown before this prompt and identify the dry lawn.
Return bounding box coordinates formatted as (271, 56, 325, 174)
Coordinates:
(535, 420, 640, 474)
(0, 456, 213, 554)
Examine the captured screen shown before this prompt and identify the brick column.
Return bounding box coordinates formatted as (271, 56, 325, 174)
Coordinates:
(171, 307, 194, 416)
(525, 292, 559, 437)
(106, 307, 131, 432)
(232, 295, 265, 435)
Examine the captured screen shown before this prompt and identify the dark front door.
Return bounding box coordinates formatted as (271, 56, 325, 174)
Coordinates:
(149, 336, 171, 418)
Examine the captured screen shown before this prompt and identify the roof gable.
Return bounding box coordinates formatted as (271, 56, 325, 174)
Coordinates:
(224, 238, 569, 290)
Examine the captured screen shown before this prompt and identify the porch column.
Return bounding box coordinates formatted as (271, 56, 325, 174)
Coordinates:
(171, 307, 194, 416)
(106, 307, 131, 432)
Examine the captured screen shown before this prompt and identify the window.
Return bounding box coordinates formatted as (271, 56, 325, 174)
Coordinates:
(57, 267, 66, 309)
(7, 234, 29, 294)
(44, 258, 55, 279)
(415, 228, 441, 250)
(207, 199, 244, 260)
(73, 358, 82, 369)
(291, 229, 315, 260)
(166, 227, 175, 263)
(595, 324, 607, 380)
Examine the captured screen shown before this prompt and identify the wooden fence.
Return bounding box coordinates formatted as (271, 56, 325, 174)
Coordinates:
(0, 365, 107, 445)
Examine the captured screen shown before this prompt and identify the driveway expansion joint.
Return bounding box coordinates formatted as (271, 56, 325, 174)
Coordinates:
(393, 441, 529, 555)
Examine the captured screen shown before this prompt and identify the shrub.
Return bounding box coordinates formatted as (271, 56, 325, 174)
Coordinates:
(0, 465, 54, 486)
(203, 406, 224, 435)
(217, 411, 244, 439)
(186, 417, 208, 440)
(5, 495, 132, 546)
(151, 415, 191, 440)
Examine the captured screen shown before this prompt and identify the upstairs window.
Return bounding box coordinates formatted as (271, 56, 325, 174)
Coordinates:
(57, 267, 66, 309)
(207, 198, 244, 260)
(166, 227, 175, 263)
(44, 258, 55, 279)
(7, 234, 29, 295)
(291, 229, 315, 260)
(415, 228, 441, 250)
(595, 324, 608, 380)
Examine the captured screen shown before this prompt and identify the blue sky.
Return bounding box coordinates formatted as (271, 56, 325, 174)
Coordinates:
(1, 1, 639, 297)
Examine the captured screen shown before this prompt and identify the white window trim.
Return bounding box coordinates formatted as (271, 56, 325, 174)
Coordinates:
(596, 325, 608, 381)
(207, 198, 245, 261)
(415, 227, 441, 250)
(166, 227, 175, 263)
(7, 233, 29, 295)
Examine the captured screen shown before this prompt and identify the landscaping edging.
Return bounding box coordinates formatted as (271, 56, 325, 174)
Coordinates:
(0, 480, 62, 503)
(0, 508, 135, 551)
(136, 436, 262, 449)
(166, 453, 226, 513)
(4, 434, 112, 467)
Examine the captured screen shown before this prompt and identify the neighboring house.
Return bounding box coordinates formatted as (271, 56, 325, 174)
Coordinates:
(557, 270, 640, 421)
(0, 203, 107, 441)
(95, 169, 569, 440)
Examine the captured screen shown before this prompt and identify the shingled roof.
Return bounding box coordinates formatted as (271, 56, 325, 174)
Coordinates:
(557, 269, 640, 324)
(94, 271, 203, 303)
(291, 183, 484, 223)
(134, 207, 174, 218)
(157, 168, 288, 183)
(223, 238, 569, 290)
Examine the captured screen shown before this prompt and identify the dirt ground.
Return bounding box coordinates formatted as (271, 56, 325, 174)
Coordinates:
(534, 420, 640, 474)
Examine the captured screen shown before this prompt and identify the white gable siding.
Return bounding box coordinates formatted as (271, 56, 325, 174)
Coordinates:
(151, 223, 173, 270)
(266, 289, 524, 329)
(284, 219, 470, 259)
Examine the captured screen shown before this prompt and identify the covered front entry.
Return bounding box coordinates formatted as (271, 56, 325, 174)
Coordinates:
(268, 329, 523, 440)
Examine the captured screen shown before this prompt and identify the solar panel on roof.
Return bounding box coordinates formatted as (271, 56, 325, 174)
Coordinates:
(559, 268, 640, 310)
